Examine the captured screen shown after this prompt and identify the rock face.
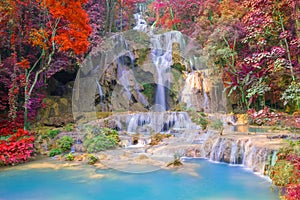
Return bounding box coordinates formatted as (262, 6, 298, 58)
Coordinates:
(36, 97, 73, 127)
(72, 27, 230, 124)
(180, 70, 228, 112)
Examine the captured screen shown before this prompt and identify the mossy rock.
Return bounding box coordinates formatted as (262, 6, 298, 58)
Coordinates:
(149, 133, 171, 146)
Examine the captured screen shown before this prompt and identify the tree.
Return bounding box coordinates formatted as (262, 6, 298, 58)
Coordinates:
(0, 0, 92, 129)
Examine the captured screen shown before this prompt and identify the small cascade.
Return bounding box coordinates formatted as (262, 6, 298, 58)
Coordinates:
(229, 140, 238, 164)
(116, 53, 149, 108)
(184, 131, 273, 174)
(151, 35, 170, 111)
(113, 111, 199, 134)
(96, 80, 104, 111)
(202, 80, 209, 111)
(117, 55, 133, 101)
(270, 150, 277, 166)
(133, 12, 147, 32)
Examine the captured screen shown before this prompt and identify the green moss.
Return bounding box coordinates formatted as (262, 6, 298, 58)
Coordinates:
(135, 48, 150, 66)
(171, 63, 185, 72)
(141, 83, 155, 103)
(96, 112, 112, 119)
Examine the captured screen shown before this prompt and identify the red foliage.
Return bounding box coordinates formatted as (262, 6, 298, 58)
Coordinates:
(41, 0, 92, 55)
(285, 184, 300, 200)
(247, 107, 279, 125)
(247, 107, 300, 128)
(0, 128, 35, 165)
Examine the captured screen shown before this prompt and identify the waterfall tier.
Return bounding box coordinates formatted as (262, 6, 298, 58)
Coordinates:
(182, 131, 280, 174)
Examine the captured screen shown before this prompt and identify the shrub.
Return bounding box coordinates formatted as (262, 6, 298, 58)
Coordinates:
(49, 148, 62, 157)
(83, 127, 119, 153)
(150, 133, 170, 146)
(57, 136, 74, 152)
(64, 153, 75, 161)
(64, 123, 75, 132)
(270, 140, 300, 200)
(188, 110, 208, 130)
(167, 153, 183, 167)
(87, 154, 98, 165)
(47, 129, 61, 139)
(0, 128, 35, 165)
(84, 135, 117, 153)
(210, 119, 223, 131)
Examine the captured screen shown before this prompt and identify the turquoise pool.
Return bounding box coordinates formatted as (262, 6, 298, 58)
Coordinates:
(0, 159, 279, 200)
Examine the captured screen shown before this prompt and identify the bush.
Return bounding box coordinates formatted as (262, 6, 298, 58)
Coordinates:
(150, 133, 171, 146)
(47, 129, 61, 139)
(64, 153, 75, 161)
(57, 136, 74, 152)
(87, 154, 98, 165)
(167, 153, 183, 167)
(0, 128, 35, 165)
(64, 123, 75, 132)
(49, 148, 62, 157)
(210, 119, 223, 131)
(84, 135, 117, 153)
(83, 127, 119, 153)
(270, 140, 300, 200)
(188, 110, 208, 130)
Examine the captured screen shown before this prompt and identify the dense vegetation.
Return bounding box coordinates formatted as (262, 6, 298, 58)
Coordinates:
(270, 141, 300, 200)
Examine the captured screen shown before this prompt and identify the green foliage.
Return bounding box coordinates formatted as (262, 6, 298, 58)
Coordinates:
(49, 148, 62, 157)
(194, 113, 208, 130)
(270, 139, 300, 198)
(47, 129, 61, 139)
(210, 119, 223, 131)
(171, 63, 185, 72)
(87, 154, 98, 165)
(64, 153, 75, 161)
(0, 135, 11, 141)
(281, 81, 300, 110)
(136, 48, 150, 66)
(187, 109, 208, 130)
(57, 136, 74, 152)
(141, 83, 155, 102)
(270, 160, 295, 187)
(83, 127, 119, 153)
(64, 123, 75, 132)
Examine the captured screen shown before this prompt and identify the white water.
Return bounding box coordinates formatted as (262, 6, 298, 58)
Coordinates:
(96, 79, 104, 111)
(186, 131, 273, 174)
(121, 111, 198, 134)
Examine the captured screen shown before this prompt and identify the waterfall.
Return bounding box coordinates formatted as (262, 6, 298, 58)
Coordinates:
(151, 34, 171, 111)
(96, 80, 104, 111)
(182, 131, 274, 174)
(229, 140, 238, 164)
(112, 111, 199, 134)
(117, 56, 133, 101)
(133, 12, 147, 32)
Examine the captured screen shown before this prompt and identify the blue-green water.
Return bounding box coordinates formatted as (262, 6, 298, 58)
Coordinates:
(0, 159, 279, 200)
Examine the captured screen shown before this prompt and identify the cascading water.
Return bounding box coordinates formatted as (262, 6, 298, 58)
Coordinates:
(229, 140, 238, 164)
(96, 80, 104, 111)
(183, 131, 274, 174)
(151, 32, 185, 111)
(121, 111, 198, 134)
(202, 79, 209, 111)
